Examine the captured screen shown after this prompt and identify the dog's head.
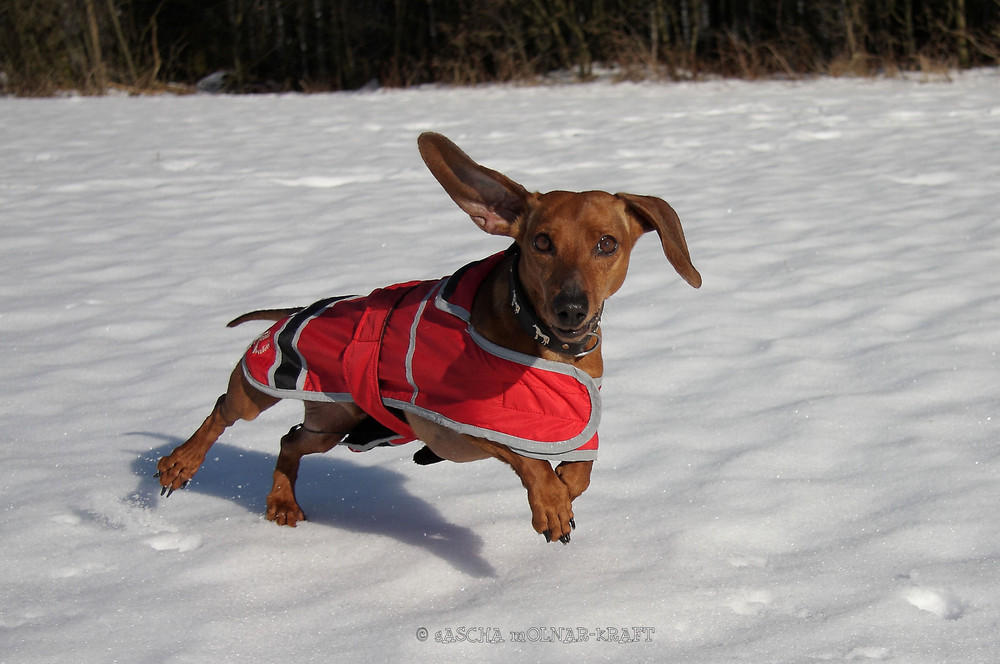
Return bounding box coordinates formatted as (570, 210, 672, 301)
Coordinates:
(418, 132, 701, 348)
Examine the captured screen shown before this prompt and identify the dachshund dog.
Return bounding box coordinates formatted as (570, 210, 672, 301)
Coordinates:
(156, 132, 701, 544)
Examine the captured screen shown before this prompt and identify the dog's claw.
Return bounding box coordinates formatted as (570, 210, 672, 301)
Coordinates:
(159, 480, 188, 498)
(570, 518, 576, 530)
(542, 530, 571, 544)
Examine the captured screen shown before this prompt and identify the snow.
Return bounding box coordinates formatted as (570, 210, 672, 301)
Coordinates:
(2, 70, 999, 663)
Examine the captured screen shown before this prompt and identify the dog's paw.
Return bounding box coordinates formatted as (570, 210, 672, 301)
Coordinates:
(152, 472, 189, 498)
(527, 481, 575, 545)
(543, 518, 577, 545)
(266, 496, 306, 527)
(155, 452, 203, 497)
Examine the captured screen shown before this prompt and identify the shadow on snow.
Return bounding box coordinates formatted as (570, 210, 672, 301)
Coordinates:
(128, 432, 496, 578)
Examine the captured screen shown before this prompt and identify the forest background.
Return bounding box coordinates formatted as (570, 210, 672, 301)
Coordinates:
(2, 0, 1000, 95)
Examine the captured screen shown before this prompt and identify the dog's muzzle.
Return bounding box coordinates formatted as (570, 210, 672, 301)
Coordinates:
(508, 252, 601, 358)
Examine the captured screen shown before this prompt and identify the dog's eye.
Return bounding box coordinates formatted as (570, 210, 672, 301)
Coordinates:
(533, 233, 553, 252)
(597, 235, 619, 255)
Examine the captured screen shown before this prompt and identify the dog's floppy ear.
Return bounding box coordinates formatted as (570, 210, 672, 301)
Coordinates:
(617, 193, 702, 288)
(418, 132, 530, 237)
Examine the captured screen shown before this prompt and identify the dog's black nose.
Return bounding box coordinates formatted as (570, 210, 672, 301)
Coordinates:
(553, 290, 589, 330)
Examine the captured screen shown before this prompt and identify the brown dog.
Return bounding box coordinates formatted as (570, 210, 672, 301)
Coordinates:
(155, 132, 700, 544)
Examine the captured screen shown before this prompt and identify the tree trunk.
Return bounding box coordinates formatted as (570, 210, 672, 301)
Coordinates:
(105, 0, 138, 86)
(527, 0, 575, 73)
(954, 0, 971, 68)
(904, 0, 915, 59)
(84, 0, 107, 92)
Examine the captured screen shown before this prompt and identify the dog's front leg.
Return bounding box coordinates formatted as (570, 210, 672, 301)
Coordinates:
(465, 438, 577, 544)
(555, 460, 593, 501)
(514, 456, 577, 544)
(409, 416, 576, 543)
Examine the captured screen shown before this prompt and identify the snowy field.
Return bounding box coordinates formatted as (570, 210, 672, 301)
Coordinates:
(2, 70, 999, 663)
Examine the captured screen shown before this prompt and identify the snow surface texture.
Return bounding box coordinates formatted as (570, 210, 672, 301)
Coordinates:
(2, 71, 999, 663)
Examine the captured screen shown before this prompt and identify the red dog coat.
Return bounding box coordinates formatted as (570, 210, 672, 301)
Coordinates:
(242, 252, 600, 461)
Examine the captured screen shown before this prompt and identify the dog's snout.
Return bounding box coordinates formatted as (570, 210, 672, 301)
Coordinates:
(553, 290, 589, 329)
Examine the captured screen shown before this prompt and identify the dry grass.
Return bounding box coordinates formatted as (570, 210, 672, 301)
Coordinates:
(3, 10, 996, 97)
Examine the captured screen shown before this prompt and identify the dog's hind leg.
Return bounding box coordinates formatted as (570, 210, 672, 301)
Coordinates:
(156, 366, 278, 496)
(266, 401, 366, 527)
